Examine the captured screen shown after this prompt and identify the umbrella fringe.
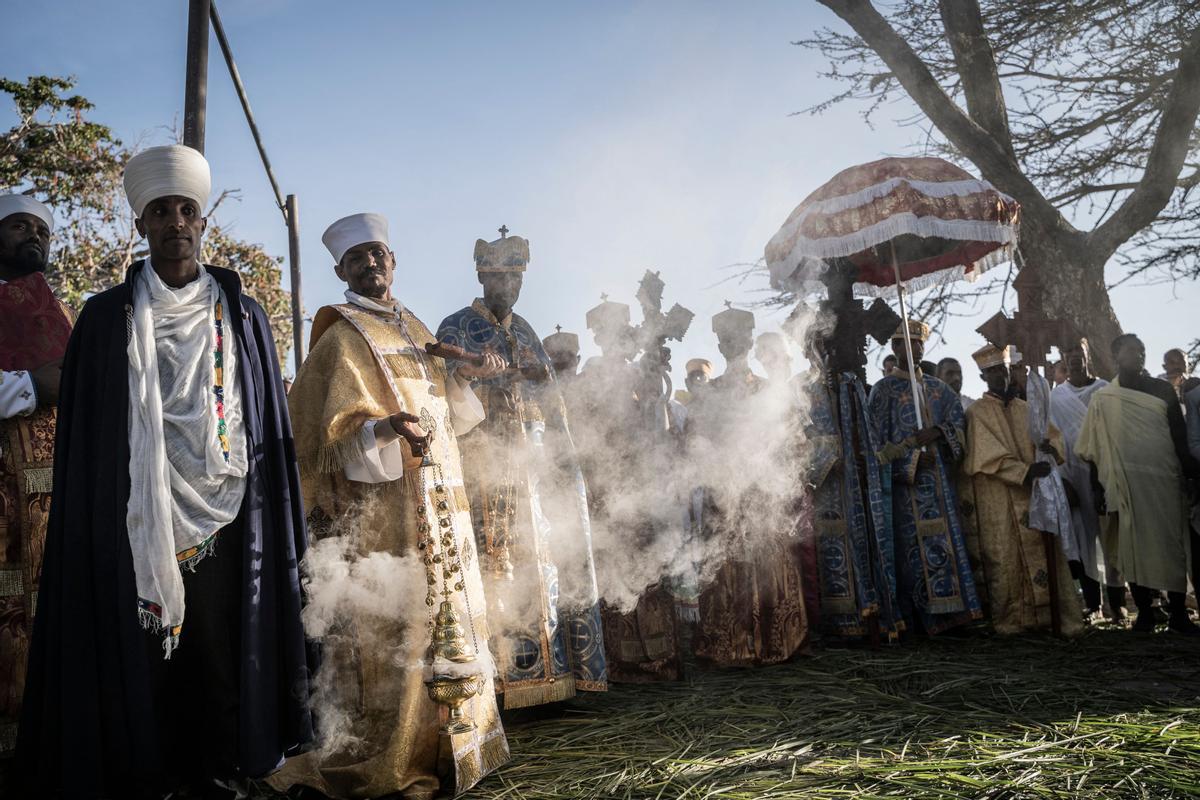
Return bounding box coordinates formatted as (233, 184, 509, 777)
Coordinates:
(852, 246, 1015, 299)
(770, 214, 1017, 292)
(780, 214, 1017, 264)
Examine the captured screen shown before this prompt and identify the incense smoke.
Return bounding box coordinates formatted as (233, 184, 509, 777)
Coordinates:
(523, 301, 830, 618)
(300, 506, 496, 758)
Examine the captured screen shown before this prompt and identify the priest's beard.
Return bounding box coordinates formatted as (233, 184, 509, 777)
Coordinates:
(0, 245, 48, 279)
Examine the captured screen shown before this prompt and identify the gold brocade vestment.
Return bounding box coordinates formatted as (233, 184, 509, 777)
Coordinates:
(271, 304, 508, 799)
(576, 355, 683, 682)
(0, 405, 56, 755)
(689, 370, 809, 667)
(962, 394, 1083, 637)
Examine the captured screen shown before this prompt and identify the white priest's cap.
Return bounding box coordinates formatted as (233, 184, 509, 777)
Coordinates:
(0, 194, 54, 232)
(123, 145, 212, 218)
(322, 212, 390, 263)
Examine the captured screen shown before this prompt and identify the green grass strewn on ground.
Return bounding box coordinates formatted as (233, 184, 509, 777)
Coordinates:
(467, 630, 1200, 799)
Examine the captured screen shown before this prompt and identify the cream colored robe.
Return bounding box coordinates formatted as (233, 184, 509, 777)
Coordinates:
(1075, 380, 1191, 594)
(963, 395, 1083, 637)
(271, 303, 508, 799)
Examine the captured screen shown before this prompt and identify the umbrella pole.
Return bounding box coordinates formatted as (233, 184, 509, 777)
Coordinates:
(890, 245, 924, 430)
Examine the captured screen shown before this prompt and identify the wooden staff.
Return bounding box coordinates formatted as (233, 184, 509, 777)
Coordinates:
(424, 341, 550, 383)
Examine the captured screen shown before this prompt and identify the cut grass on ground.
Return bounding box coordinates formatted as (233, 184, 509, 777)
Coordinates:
(467, 629, 1200, 799)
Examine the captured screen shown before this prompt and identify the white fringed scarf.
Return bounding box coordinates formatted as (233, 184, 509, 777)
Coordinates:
(127, 263, 248, 656)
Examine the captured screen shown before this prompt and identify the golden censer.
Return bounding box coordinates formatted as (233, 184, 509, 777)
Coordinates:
(414, 407, 487, 735)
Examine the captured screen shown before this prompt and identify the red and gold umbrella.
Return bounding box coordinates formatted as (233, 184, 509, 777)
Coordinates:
(765, 156, 1020, 427)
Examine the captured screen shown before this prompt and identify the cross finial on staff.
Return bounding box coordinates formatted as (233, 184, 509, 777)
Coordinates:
(724, 299, 733, 309)
(555, 324, 562, 333)
(601, 293, 609, 302)
(498, 224, 509, 238)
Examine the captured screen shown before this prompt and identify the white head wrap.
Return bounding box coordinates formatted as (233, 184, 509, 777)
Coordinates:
(322, 213, 390, 263)
(123, 145, 212, 218)
(0, 194, 54, 231)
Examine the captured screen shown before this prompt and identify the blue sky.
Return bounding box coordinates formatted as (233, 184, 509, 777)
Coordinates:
(2, 1, 1196, 395)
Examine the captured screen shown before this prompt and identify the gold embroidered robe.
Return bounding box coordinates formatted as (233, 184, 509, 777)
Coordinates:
(1, 405, 56, 755)
(270, 304, 508, 799)
(963, 395, 1083, 637)
(689, 370, 809, 667)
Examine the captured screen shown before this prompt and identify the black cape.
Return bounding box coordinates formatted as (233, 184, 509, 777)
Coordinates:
(17, 261, 313, 797)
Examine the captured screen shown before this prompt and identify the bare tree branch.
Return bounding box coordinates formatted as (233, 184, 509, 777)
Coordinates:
(1089, 23, 1200, 258)
(938, 0, 1016, 158)
(815, 0, 1075, 240)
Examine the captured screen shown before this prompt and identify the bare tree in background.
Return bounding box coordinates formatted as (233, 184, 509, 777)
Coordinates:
(1, 75, 296, 366)
(802, 1, 1200, 373)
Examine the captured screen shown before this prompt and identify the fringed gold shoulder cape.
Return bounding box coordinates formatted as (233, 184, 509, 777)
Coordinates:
(272, 304, 508, 799)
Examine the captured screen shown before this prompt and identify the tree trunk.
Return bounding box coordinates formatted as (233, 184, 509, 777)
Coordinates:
(1019, 234, 1122, 379)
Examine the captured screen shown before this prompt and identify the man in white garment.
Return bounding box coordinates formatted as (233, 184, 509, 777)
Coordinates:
(1049, 338, 1126, 622)
(1008, 349, 1075, 595)
(18, 145, 313, 799)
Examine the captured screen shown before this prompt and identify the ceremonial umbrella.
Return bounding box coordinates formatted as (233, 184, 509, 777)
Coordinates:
(765, 156, 1020, 428)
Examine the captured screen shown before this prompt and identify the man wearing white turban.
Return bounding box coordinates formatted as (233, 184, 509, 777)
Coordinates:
(18, 145, 313, 798)
(0, 194, 73, 764)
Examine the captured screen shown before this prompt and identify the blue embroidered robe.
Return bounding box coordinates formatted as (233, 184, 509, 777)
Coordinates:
(867, 370, 982, 634)
(804, 371, 902, 640)
(437, 299, 607, 707)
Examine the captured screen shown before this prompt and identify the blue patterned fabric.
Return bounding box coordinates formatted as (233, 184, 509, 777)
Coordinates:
(805, 371, 902, 640)
(868, 371, 982, 634)
(437, 300, 607, 704)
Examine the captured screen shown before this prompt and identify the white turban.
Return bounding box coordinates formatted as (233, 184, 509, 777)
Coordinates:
(322, 212, 389, 263)
(0, 194, 54, 232)
(123, 145, 212, 218)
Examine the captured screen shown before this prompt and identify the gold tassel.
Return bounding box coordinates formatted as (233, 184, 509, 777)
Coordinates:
(500, 675, 577, 709)
(24, 467, 53, 494)
(302, 433, 370, 477)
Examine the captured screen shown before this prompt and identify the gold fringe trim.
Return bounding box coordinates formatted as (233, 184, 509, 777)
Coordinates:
(451, 730, 511, 795)
(24, 466, 53, 494)
(478, 734, 512, 778)
(302, 432, 369, 477)
(500, 675, 577, 709)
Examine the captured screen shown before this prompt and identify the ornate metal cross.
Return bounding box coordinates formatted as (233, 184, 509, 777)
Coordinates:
(818, 259, 900, 377)
(976, 267, 1080, 371)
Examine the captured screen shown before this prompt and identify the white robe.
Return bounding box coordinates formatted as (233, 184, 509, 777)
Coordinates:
(1025, 371, 1073, 542)
(1050, 379, 1120, 586)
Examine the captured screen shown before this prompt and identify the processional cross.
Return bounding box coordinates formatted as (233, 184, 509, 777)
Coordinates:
(976, 268, 1079, 372)
(818, 259, 900, 378)
(632, 269, 694, 433)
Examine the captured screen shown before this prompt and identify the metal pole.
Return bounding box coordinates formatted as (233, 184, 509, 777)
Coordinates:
(183, 0, 211, 151)
(286, 194, 304, 368)
(210, 0, 287, 220)
(890, 243, 923, 429)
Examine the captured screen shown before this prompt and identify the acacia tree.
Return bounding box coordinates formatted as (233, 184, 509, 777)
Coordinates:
(0, 75, 294, 366)
(802, 1, 1200, 373)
